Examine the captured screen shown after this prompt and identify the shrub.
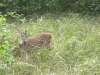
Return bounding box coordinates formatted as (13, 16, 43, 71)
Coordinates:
(0, 0, 100, 15)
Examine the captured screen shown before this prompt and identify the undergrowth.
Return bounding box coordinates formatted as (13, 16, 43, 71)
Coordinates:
(0, 13, 100, 75)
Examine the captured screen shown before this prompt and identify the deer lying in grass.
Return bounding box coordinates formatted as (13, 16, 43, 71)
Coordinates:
(16, 29, 52, 60)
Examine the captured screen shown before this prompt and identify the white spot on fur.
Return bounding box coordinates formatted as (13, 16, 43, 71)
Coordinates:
(19, 39, 24, 45)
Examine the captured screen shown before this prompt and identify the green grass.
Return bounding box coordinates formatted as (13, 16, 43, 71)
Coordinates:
(0, 13, 100, 75)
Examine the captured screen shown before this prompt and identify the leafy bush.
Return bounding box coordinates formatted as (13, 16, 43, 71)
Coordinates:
(70, 0, 100, 15)
(0, 22, 15, 74)
(0, 33, 15, 63)
(0, 15, 6, 22)
(0, 0, 100, 15)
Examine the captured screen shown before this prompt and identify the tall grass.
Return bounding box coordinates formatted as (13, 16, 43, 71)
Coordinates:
(0, 13, 100, 75)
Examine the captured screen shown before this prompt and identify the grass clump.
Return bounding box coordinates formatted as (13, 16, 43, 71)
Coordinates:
(0, 13, 100, 75)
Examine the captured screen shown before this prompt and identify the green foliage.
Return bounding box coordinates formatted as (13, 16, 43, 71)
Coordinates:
(0, 26, 15, 75)
(0, 43, 15, 75)
(0, 34, 12, 64)
(0, 43, 10, 62)
(70, 0, 100, 15)
(0, 0, 100, 15)
(0, 15, 6, 22)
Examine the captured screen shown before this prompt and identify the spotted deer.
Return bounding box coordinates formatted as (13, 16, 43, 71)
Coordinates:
(16, 29, 52, 60)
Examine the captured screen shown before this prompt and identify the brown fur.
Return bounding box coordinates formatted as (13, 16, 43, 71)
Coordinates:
(16, 29, 52, 60)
